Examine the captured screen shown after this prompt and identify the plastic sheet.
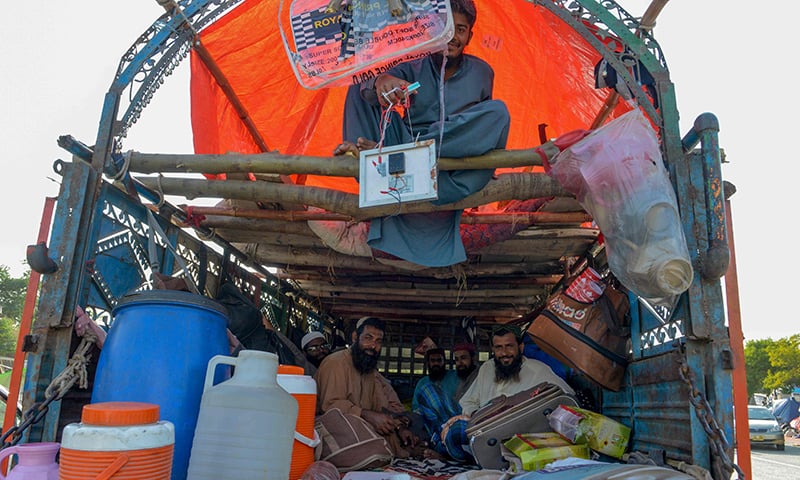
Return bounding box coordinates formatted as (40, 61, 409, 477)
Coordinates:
(280, 0, 453, 89)
(191, 0, 630, 193)
(549, 109, 693, 299)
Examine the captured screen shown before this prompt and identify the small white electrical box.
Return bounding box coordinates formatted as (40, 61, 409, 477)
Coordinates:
(358, 141, 438, 208)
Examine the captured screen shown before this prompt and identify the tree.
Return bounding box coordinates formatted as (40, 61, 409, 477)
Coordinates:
(0, 265, 28, 322)
(744, 338, 773, 397)
(0, 266, 28, 357)
(764, 334, 800, 392)
(0, 318, 18, 357)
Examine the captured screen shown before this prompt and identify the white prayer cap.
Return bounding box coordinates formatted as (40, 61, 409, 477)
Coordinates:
(301, 331, 326, 350)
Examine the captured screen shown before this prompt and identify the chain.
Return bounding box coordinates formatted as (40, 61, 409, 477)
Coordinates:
(677, 358, 745, 480)
(0, 335, 96, 450)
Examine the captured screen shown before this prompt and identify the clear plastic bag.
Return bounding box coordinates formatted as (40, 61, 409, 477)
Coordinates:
(281, 0, 453, 89)
(549, 109, 693, 299)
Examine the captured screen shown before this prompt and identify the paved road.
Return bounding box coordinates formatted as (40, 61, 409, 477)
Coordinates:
(733, 438, 800, 479)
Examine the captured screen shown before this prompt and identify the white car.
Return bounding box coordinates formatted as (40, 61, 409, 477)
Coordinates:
(748, 405, 785, 450)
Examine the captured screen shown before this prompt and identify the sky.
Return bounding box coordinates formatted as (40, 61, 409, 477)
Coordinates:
(0, 1, 796, 342)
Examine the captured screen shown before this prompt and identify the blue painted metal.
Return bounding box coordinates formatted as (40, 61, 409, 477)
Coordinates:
(605, 114, 733, 476)
(688, 114, 730, 280)
(21, 156, 104, 443)
(22, 158, 326, 444)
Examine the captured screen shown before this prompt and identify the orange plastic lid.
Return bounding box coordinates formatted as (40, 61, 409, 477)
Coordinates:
(278, 364, 304, 375)
(82, 402, 160, 426)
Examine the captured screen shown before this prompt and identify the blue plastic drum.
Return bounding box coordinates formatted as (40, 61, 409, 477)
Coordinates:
(92, 290, 230, 480)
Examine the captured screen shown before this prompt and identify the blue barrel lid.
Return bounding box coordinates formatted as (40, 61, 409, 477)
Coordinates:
(114, 289, 230, 318)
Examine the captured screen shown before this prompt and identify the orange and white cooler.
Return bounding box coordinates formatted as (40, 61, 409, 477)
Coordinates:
(277, 365, 320, 480)
(59, 402, 174, 479)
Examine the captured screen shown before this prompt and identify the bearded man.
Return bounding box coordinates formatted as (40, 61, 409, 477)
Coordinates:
(452, 343, 479, 400)
(314, 316, 417, 458)
(459, 326, 574, 416)
(300, 331, 331, 375)
(412, 348, 459, 436)
(434, 326, 573, 462)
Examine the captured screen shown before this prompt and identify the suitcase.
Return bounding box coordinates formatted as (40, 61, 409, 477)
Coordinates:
(466, 382, 579, 470)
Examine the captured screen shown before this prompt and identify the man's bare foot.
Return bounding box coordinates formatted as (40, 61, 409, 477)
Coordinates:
(422, 448, 444, 460)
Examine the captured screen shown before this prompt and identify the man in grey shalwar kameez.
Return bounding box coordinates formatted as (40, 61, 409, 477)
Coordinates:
(334, 0, 510, 267)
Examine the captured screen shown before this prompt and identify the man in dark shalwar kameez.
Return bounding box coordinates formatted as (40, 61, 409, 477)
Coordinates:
(334, 0, 510, 267)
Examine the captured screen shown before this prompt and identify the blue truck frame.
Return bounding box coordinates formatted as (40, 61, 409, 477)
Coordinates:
(20, 1, 739, 478)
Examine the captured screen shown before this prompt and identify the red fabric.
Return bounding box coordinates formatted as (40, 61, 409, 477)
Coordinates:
(190, 0, 632, 194)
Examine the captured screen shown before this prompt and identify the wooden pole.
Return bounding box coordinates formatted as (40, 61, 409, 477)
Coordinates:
(640, 0, 671, 31)
(127, 144, 556, 176)
(246, 242, 563, 277)
(188, 205, 590, 225)
(135, 172, 569, 220)
(277, 271, 562, 286)
(304, 284, 547, 298)
(199, 216, 316, 235)
(304, 290, 539, 305)
(326, 304, 529, 319)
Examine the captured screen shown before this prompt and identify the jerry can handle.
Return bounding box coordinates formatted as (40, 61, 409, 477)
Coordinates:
(0, 446, 18, 479)
(204, 355, 237, 392)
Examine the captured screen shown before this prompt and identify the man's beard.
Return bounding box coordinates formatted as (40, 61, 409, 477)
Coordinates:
(428, 364, 446, 382)
(456, 363, 476, 380)
(308, 356, 323, 368)
(494, 354, 523, 382)
(351, 342, 379, 374)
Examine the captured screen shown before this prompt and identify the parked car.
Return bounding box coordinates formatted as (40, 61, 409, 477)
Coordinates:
(748, 405, 785, 450)
(0, 385, 22, 427)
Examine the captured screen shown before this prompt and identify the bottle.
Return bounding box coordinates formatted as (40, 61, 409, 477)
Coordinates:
(299, 461, 339, 480)
(0, 442, 60, 480)
(187, 350, 298, 480)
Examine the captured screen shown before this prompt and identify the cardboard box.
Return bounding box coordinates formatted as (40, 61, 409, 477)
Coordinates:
(548, 405, 631, 459)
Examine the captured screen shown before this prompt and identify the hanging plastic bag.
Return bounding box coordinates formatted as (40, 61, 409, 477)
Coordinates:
(280, 0, 453, 89)
(548, 109, 693, 299)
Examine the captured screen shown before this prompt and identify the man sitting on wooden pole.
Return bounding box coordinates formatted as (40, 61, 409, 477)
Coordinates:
(333, 0, 510, 267)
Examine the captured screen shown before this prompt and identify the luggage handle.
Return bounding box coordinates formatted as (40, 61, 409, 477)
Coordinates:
(295, 429, 321, 448)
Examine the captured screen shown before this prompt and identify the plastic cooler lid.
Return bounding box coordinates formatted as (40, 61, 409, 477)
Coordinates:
(277, 365, 316, 394)
(278, 365, 304, 375)
(82, 402, 160, 426)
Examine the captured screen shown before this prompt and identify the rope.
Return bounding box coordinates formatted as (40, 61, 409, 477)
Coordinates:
(453, 264, 467, 307)
(146, 209, 201, 295)
(154, 174, 166, 208)
(45, 335, 96, 399)
(110, 150, 133, 181)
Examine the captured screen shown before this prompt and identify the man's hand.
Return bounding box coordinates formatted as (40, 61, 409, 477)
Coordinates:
(374, 74, 415, 107)
(333, 138, 379, 156)
(74, 306, 107, 348)
(333, 140, 359, 157)
(361, 409, 398, 436)
(397, 427, 418, 449)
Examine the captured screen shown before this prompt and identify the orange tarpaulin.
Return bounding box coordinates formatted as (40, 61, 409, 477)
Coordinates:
(190, 0, 629, 193)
